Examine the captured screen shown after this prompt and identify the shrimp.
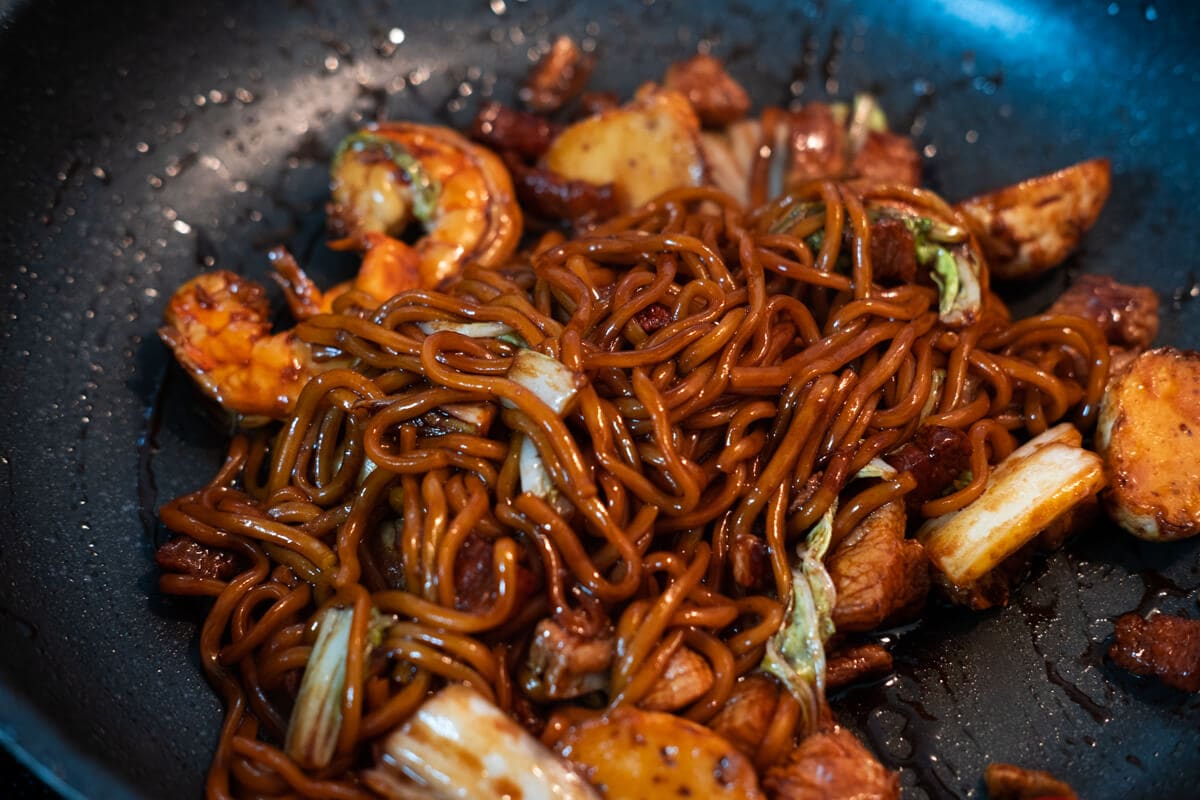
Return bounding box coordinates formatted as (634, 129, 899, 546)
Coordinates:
(277, 122, 523, 319)
(161, 122, 524, 417)
(269, 234, 422, 321)
(158, 270, 344, 420)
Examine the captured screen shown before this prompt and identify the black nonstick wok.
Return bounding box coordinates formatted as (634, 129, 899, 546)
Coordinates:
(2, 0, 1199, 797)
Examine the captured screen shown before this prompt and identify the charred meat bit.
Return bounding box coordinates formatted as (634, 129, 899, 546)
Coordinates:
(763, 726, 899, 800)
(505, 157, 620, 224)
(884, 424, 972, 511)
(520, 35, 593, 114)
(1048, 273, 1159, 350)
(155, 536, 240, 581)
(454, 533, 496, 612)
(825, 644, 894, 691)
(1108, 612, 1200, 692)
(663, 54, 752, 127)
(709, 673, 782, 759)
(470, 101, 560, 160)
(849, 130, 922, 187)
(633, 302, 672, 335)
(786, 103, 847, 185)
(868, 216, 918, 284)
(510, 691, 546, 738)
(730, 530, 771, 589)
(366, 519, 407, 590)
(983, 763, 1078, 800)
(828, 501, 929, 632)
(519, 617, 614, 701)
(789, 472, 824, 516)
(453, 533, 537, 611)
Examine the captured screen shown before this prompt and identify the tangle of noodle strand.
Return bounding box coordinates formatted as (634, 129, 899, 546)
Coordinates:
(156, 182, 1107, 797)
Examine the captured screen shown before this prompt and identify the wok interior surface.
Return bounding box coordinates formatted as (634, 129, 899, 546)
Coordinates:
(1, 0, 1199, 797)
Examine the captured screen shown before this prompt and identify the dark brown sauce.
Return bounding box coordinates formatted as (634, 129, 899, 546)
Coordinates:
(1044, 659, 1112, 725)
(1136, 568, 1190, 616)
(859, 663, 972, 800)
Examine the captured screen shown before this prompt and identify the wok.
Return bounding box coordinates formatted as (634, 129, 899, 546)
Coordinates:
(1, 0, 1198, 797)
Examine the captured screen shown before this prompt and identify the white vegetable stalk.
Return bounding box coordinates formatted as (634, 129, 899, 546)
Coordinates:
(284, 606, 355, 769)
(519, 435, 563, 508)
(506, 347, 580, 510)
(377, 685, 600, 799)
(854, 457, 897, 481)
(506, 349, 580, 416)
(441, 402, 495, 432)
(918, 424, 1105, 585)
(505, 349, 581, 511)
(417, 319, 515, 339)
(920, 368, 946, 422)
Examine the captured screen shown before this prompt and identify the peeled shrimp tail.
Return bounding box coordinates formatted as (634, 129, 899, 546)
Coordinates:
(269, 246, 327, 321)
(159, 270, 330, 419)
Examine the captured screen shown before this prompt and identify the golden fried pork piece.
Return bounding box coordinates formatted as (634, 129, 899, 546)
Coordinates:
(543, 86, 706, 210)
(1047, 274, 1159, 351)
(825, 643, 894, 691)
(956, 158, 1111, 280)
(1048, 273, 1159, 385)
(557, 707, 764, 799)
(1096, 347, 1200, 540)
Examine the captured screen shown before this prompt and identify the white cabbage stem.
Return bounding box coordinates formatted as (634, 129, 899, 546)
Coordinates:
(506, 349, 580, 416)
(284, 606, 355, 769)
(918, 423, 1105, 585)
(417, 319, 515, 338)
(377, 685, 600, 799)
